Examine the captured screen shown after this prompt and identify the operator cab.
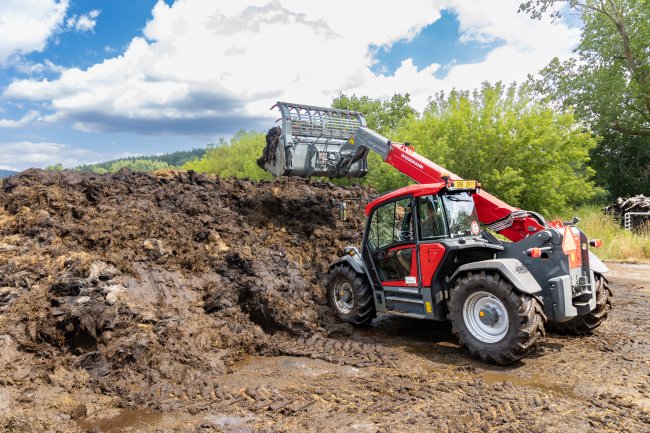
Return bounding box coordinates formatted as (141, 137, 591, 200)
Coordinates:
(363, 180, 482, 251)
(361, 180, 488, 320)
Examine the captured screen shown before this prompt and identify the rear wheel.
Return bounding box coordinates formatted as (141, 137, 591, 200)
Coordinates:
(448, 272, 546, 365)
(327, 264, 376, 326)
(547, 275, 612, 335)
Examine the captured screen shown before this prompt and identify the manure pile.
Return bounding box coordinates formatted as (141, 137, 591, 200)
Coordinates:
(0, 169, 394, 428)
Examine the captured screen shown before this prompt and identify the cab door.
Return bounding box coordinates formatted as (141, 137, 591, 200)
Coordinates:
(364, 196, 426, 317)
(415, 195, 448, 319)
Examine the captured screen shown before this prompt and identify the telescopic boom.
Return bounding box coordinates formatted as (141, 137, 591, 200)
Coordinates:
(257, 101, 545, 241)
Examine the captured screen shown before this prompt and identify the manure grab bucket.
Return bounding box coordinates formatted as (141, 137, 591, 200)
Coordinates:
(257, 102, 369, 178)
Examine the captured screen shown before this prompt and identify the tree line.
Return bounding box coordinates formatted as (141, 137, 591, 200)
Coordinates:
(43, 0, 648, 217)
(185, 0, 648, 216)
(45, 148, 206, 174)
(0, 169, 18, 179)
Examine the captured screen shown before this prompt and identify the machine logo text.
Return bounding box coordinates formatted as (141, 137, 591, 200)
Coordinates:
(401, 153, 424, 169)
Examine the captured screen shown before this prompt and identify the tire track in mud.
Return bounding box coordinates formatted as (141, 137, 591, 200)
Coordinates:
(1, 170, 648, 433)
(264, 334, 400, 368)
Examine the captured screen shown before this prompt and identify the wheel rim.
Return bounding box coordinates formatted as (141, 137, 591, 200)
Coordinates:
(333, 279, 354, 314)
(462, 291, 509, 343)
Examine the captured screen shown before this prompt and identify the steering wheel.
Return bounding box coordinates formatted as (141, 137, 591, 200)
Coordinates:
(400, 229, 412, 241)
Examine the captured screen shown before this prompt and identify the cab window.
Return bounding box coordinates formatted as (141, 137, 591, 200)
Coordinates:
(442, 193, 479, 237)
(416, 195, 448, 240)
(367, 197, 414, 253)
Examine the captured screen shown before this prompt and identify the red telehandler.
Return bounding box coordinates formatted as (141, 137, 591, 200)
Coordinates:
(258, 102, 611, 364)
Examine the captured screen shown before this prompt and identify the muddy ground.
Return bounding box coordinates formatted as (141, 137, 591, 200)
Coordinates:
(0, 170, 648, 433)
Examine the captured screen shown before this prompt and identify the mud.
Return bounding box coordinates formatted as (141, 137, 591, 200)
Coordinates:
(0, 170, 648, 433)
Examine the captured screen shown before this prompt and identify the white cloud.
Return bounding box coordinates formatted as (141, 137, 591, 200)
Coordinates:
(0, 110, 39, 128)
(12, 58, 66, 75)
(66, 9, 100, 33)
(0, 140, 102, 170)
(350, 1, 581, 109)
(0, 0, 69, 66)
(2, 0, 580, 136)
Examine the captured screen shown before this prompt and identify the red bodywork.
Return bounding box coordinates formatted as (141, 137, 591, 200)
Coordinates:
(419, 243, 445, 286)
(364, 183, 446, 215)
(367, 143, 545, 242)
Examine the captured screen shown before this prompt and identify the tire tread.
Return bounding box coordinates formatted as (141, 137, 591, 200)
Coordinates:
(327, 264, 376, 326)
(448, 272, 546, 365)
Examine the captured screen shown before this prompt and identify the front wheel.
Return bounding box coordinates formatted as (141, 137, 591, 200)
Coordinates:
(327, 264, 376, 326)
(448, 272, 546, 365)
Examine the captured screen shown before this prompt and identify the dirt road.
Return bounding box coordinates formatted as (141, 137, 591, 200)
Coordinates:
(0, 171, 648, 433)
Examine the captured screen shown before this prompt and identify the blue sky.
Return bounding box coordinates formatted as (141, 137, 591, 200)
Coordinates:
(0, 0, 580, 171)
(371, 10, 501, 77)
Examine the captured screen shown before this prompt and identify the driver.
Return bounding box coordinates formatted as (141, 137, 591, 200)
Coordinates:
(420, 198, 445, 239)
(394, 204, 413, 276)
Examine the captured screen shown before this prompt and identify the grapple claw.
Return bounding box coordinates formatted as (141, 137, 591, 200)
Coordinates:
(257, 102, 369, 178)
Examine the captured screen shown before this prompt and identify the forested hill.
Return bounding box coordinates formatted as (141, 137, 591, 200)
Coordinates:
(75, 148, 206, 173)
(0, 170, 18, 179)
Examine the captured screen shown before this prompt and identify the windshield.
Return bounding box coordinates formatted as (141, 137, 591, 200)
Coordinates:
(442, 193, 479, 238)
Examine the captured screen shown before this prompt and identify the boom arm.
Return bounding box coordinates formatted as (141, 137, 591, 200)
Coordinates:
(348, 127, 545, 242)
(257, 101, 545, 242)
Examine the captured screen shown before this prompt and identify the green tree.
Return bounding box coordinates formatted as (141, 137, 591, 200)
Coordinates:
(332, 93, 418, 135)
(76, 148, 206, 173)
(109, 159, 170, 172)
(183, 130, 272, 180)
(45, 163, 64, 171)
(332, 93, 418, 190)
(520, 0, 650, 197)
(394, 82, 600, 215)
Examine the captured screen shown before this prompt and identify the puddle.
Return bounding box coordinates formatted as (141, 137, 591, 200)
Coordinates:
(482, 372, 580, 400)
(205, 414, 254, 428)
(404, 340, 464, 357)
(233, 355, 309, 370)
(76, 409, 163, 433)
(404, 342, 582, 401)
(232, 355, 256, 369)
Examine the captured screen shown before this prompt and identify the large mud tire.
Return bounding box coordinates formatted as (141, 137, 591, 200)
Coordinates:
(448, 272, 546, 365)
(327, 264, 376, 326)
(547, 275, 612, 335)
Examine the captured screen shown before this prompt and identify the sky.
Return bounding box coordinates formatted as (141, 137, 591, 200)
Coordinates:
(0, 0, 581, 171)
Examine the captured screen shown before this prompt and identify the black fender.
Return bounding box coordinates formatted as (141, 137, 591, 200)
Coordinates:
(450, 258, 543, 296)
(328, 246, 368, 277)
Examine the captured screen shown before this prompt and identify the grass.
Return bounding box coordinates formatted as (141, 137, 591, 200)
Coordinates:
(556, 205, 650, 263)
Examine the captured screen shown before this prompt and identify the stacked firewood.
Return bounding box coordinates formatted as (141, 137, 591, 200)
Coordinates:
(604, 195, 650, 232)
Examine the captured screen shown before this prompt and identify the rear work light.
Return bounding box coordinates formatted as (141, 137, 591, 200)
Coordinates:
(525, 246, 552, 258)
(526, 247, 542, 258)
(589, 239, 602, 248)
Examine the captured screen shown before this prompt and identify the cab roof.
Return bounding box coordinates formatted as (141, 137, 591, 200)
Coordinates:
(365, 183, 446, 216)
